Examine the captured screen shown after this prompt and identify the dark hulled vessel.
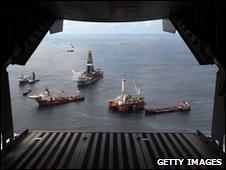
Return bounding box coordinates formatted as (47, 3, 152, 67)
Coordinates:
(145, 101, 191, 114)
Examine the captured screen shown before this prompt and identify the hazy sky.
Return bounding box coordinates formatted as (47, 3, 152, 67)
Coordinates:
(60, 19, 163, 34)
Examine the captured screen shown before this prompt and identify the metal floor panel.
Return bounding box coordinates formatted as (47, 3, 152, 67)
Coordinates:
(1, 130, 224, 169)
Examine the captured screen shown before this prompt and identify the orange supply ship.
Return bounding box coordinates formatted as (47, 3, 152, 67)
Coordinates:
(29, 88, 84, 106)
(108, 79, 145, 112)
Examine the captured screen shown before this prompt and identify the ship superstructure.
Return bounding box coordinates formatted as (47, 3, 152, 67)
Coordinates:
(77, 51, 103, 86)
(108, 79, 145, 112)
(18, 74, 30, 84)
(28, 72, 40, 84)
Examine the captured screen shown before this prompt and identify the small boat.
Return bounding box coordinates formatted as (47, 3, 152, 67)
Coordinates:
(28, 72, 40, 84)
(145, 101, 191, 115)
(67, 49, 74, 52)
(23, 89, 32, 96)
(18, 74, 30, 84)
(29, 79, 40, 84)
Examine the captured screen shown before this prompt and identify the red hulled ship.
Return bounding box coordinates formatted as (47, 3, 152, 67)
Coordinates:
(29, 88, 84, 106)
(145, 101, 191, 114)
(108, 79, 145, 112)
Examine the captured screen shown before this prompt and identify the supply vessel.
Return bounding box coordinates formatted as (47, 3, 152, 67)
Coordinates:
(77, 51, 103, 87)
(29, 87, 84, 106)
(108, 79, 145, 112)
(145, 101, 191, 114)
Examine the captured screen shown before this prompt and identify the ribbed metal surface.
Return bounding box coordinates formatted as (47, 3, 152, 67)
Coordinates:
(1, 131, 224, 169)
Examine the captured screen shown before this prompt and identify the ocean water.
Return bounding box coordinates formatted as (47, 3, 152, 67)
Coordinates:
(8, 33, 217, 135)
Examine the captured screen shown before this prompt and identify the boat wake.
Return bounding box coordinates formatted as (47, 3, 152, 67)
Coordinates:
(72, 69, 82, 80)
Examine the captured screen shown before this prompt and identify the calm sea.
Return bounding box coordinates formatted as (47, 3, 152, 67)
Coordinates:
(8, 33, 217, 135)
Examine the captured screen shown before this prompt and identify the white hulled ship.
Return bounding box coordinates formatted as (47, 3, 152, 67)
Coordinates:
(77, 51, 103, 86)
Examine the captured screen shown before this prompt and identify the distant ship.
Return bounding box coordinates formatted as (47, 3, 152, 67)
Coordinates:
(18, 72, 39, 84)
(108, 79, 145, 112)
(67, 49, 74, 52)
(77, 51, 103, 87)
(23, 89, 32, 96)
(145, 101, 191, 114)
(28, 72, 40, 84)
(29, 87, 84, 106)
(18, 74, 30, 84)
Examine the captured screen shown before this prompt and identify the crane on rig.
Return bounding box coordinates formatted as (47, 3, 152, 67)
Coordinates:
(133, 80, 141, 97)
